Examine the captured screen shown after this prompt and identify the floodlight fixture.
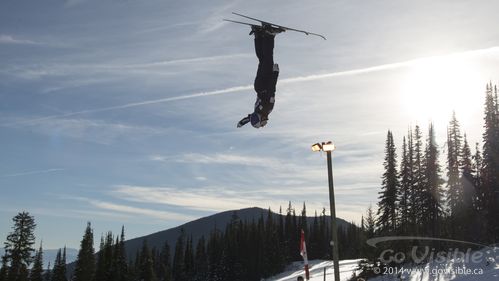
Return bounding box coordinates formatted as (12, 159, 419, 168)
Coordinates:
(311, 143, 322, 152)
(311, 141, 335, 152)
(322, 141, 335, 152)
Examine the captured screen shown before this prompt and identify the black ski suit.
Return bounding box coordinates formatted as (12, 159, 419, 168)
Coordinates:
(237, 31, 279, 128)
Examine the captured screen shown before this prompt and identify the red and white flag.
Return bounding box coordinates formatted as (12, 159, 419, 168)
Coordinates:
(300, 229, 310, 280)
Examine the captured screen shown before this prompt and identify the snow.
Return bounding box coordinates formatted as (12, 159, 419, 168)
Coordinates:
(264, 259, 362, 281)
(266, 247, 498, 281)
(369, 247, 498, 281)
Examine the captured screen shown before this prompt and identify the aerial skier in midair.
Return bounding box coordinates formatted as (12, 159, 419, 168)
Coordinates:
(225, 13, 326, 129)
(237, 24, 284, 128)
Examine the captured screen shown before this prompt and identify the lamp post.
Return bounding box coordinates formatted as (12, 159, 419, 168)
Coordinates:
(311, 141, 340, 281)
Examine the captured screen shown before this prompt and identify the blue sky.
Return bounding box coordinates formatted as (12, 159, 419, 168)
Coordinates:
(1, 0, 499, 249)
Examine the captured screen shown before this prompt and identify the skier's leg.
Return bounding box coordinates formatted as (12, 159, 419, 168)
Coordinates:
(254, 34, 275, 94)
(269, 63, 279, 95)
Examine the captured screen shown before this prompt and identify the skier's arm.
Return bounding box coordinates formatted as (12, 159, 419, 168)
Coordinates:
(237, 114, 251, 128)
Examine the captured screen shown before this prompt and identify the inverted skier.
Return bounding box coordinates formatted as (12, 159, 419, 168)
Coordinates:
(237, 24, 284, 128)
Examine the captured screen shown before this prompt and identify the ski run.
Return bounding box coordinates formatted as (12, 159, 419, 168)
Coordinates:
(265, 247, 498, 281)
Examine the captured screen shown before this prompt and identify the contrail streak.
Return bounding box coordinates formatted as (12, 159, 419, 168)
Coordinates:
(0, 168, 64, 178)
(4, 46, 498, 127)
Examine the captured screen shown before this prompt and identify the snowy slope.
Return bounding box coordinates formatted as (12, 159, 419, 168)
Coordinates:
(266, 247, 498, 281)
(264, 259, 362, 281)
(369, 247, 498, 281)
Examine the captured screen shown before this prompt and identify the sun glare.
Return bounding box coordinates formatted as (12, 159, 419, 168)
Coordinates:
(400, 54, 485, 127)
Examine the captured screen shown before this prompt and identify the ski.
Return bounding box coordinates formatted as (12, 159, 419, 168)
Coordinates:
(223, 19, 258, 28)
(228, 12, 327, 40)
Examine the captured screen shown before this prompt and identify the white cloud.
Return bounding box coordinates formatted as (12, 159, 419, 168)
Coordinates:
(0, 34, 37, 45)
(89, 200, 197, 222)
(64, 195, 197, 222)
(111, 185, 258, 212)
(177, 152, 282, 167)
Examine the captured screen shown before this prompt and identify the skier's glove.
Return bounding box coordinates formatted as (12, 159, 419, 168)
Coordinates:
(237, 114, 251, 128)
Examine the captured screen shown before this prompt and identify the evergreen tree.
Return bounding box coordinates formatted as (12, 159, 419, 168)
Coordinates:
(412, 125, 425, 234)
(309, 212, 320, 259)
(398, 135, 412, 234)
(51, 248, 66, 281)
(472, 142, 484, 210)
(481, 82, 499, 241)
(422, 124, 444, 237)
(206, 228, 223, 281)
(460, 134, 478, 241)
(264, 208, 283, 277)
(4, 212, 36, 281)
(93, 236, 105, 281)
(193, 237, 207, 281)
(73, 223, 95, 281)
(171, 230, 185, 281)
(446, 113, 465, 238)
(183, 236, 194, 281)
(0, 255, 8, 281)
(42, 263, 50, 281)
(29, 244, 43, 281)
(460, 134, 474, 203)
(159, 241, 172, 281)
(362, 205, 376, 261)
(138, 241, 156, 281)
(111, 227, 127, 281)
(376, 130, 399, 233)
(102, 232, 114, 281)
(127, 251, 140, 281)
(283, 202, 294, 262)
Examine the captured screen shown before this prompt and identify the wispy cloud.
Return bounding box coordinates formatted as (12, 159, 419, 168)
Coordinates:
(109, 185, 362, 222)
(279, 46, 499, 84)
(1, 85, 252, 127)
(0, 168, 64, 178)
(149, 152, 326, 183)
(90, 200, 197, 221)
(175, 152, 283, 167)
(66, 195, 197, 222)
(198, 0, 242, 34)
(124, 53, 251, 68)
(6, 46, 498, 127)
(112, 185, 258, 212)
(4, 53, 250, 81)
(0, 34, 37, 45)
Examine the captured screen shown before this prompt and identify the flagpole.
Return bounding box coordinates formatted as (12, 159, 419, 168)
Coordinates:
(300, 229, 310, 280)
